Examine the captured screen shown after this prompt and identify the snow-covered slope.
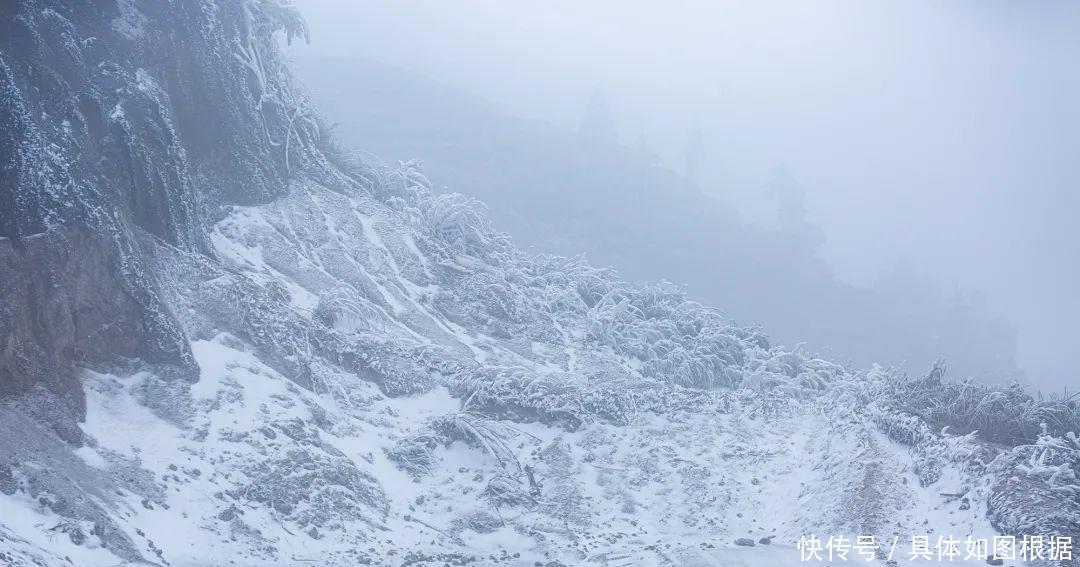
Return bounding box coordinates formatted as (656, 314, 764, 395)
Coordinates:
(2, 2, 1079, 566)
(0, 174, 1007, 564)
(292, 54, 1024, 385)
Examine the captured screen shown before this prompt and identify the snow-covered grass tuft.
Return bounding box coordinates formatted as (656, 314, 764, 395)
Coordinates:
(874, 359, 1080, 445)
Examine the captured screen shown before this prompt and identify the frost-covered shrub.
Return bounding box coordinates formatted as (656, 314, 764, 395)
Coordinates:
(433, 269, 562, 342)
(449, 366, 637, 429)
(1010, 430, 1080, 496)
(328, 156, 512, 260)
(481, 473, 536, 508)
(627, 379, 737, 416)
(322, 334, 438, 397)
(450, 510, 503, 535)
(742, 347, 848, 395)
(868, 402, 985, 485)
(584, 281, 749, 388)
(518, 256, 599, 316)
(233, 419, 388, 532)
(238, 447, 387, 531)
(387, 411, 529, 478)
(429, 412, 523, 472)
(987, 428, 1080, 545)
(875, 360, 1080, 445)
(313, 285, 388, 333)
(366, 159, 432, 212)
(421, 193, 510, 259)
(385, 433, 439, 479)
(207, 273, 315, 382)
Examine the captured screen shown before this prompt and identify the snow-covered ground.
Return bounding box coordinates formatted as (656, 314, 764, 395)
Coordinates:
(0, 174, 1015, 566)
(1, 351, 1004, 566)
(5, 2, 1072, 566)
(2, 345, 1003, 566)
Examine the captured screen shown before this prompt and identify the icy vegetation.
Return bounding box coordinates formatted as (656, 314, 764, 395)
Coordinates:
(1, 1, 1079, 566)
(293, 56, 1025, 385)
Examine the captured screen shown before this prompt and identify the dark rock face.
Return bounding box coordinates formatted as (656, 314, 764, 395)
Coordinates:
(0, 225, 196, 443)
(0, 5, 320, 561)
(0, 0, 316, 441)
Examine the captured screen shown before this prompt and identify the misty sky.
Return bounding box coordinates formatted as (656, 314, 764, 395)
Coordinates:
(288, 0, 1079, 389)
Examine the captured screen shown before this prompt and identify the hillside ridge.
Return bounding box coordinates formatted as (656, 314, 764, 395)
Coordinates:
(1, 2, 1078, 566)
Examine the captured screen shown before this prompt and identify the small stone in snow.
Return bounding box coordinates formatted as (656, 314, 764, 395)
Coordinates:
(735, 538, 756, 547)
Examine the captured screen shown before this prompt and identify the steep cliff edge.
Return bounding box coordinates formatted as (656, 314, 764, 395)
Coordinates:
(1, 2, 1079, 566)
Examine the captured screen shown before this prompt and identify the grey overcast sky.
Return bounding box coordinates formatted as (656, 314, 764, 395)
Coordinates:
(288, 0, 1080, 389)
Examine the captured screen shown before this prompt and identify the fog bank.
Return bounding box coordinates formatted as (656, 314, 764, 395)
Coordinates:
(289, 0, 1080, 389)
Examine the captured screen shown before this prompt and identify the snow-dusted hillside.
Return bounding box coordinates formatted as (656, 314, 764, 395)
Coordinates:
(2, 1, 1079, 566)
(0, 169, 1005, 566)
